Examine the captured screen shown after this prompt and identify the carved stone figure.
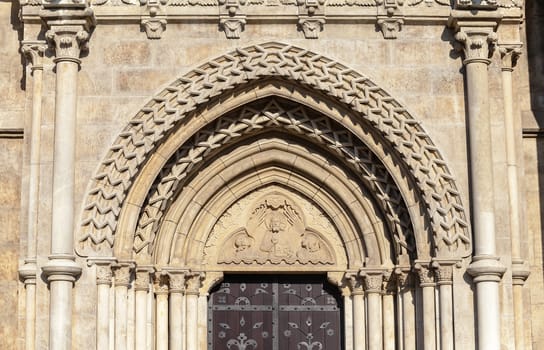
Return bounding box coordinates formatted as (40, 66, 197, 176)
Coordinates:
(217, 192, 335, 265)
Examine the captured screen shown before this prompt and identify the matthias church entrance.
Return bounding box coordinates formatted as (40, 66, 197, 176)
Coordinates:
(208, 275, 343, 349)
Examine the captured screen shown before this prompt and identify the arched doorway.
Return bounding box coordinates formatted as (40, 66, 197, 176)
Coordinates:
(208, 274, 343, 350)
(77, 42, 470, 350)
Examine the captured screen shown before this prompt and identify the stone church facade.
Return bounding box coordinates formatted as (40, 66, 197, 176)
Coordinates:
(1, 0, 543, 349)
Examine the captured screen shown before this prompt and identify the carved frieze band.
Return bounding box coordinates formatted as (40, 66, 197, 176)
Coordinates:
(78, 42, 470, 259)
(81, 0, 520, 7)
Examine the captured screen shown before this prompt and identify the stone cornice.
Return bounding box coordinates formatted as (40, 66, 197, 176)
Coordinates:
(20, 4, 522, 26)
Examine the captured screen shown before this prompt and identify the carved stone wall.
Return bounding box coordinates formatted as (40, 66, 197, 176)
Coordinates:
(6, 0, 544, 348)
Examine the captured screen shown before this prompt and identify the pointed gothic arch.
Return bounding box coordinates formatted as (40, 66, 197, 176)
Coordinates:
(77, 42, 470, 263)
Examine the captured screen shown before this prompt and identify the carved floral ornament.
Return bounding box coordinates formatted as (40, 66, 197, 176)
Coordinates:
(77, 42, 470, 262)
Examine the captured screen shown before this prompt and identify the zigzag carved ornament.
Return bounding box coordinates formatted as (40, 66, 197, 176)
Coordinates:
(77, 42, 469, 258)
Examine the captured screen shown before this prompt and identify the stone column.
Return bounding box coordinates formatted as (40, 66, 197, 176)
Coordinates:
(396, 268, 416, 350)
(382, 272, 396, 350)
(499, 42, 531, 350)
(135, 267, 152, 350)
(113, 263, 133, 350)
(19, 40, 46, 350)
(167, 271, 186, 350)
(155, 272, 169, 350)
(87, 259, 115, 350)
(347, 273, 365, 350)
(414, 261, 436, 350)
(39, 4, 95, 349)
(185, 272, 203, 350)
(450, 13, 506, 350)
(432, 260, 459, 350)
(361, 270, 384, 350)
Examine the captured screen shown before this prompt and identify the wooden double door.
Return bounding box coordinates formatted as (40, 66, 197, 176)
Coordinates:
(208, 274, 343, 350)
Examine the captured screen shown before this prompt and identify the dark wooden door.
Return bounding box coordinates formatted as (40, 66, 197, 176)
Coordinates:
(208, 275, 343, 350)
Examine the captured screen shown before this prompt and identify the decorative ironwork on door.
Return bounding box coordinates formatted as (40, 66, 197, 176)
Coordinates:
(208, 275, 343, 350)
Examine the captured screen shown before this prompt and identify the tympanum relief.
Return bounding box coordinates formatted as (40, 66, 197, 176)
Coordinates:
(204, 189, 341, 268)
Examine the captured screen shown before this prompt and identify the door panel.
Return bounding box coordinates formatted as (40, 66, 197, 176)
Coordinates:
(208, 275, 343, 350)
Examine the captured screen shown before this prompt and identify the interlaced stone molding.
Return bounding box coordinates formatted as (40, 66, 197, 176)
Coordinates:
(133, 98, 415, 261)
(77, 42, 469, 259)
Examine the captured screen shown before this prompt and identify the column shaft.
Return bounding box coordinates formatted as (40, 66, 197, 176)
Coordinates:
(156, 293, 169, 350)
(115, 285, 129, 349)
(402, 288, 416, 350)
(438, 283, 453, 350)
(367, 292, 382, 350)
(421, 286, 435, 350)
(97, 283, 110, 350)
(352, 293, 365, 350)
(135, 289, 148, 350)
(185, 294, 198, 350)
(383, 293, 395, 350)
(169, 292, 183, 350)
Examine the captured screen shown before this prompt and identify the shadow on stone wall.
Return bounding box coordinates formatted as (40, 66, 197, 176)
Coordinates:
(526, 1, 544, 281)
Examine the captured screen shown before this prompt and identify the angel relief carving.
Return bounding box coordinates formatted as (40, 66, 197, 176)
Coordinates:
(216, 192, 335, 265)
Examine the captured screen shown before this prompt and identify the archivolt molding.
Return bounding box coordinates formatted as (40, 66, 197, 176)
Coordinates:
(78, 42, 469, 259)
(133, 98, 415, 262)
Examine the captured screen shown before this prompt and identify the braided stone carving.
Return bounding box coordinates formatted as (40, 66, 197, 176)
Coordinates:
(133, 98, 415, 260)
(78, 42, 469, 258)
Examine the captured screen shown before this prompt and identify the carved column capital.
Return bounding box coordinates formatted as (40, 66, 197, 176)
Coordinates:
(345, 271, 364, 296)
(413, 261, 435, 287)
(448, 12, 500, 65)
(88, 258, 116, 286)
(163, 268, 188, 293)
(499, 42, 523, 72)
(394, 266, 413, 291)
(185, 271, 205, 295)
(40, 7, 95, 64)
(112, 262, 134, 287)
(135, 266, 153, 291)
(153, 272, 170, 295)
(382, 270, 397, 295)
(21, 41, 46, 72)
(432, 259, 461, 286)
(360, 269, 384, 294)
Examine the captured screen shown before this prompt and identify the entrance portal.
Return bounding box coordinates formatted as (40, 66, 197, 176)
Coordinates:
(208, 275, 343, 349)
